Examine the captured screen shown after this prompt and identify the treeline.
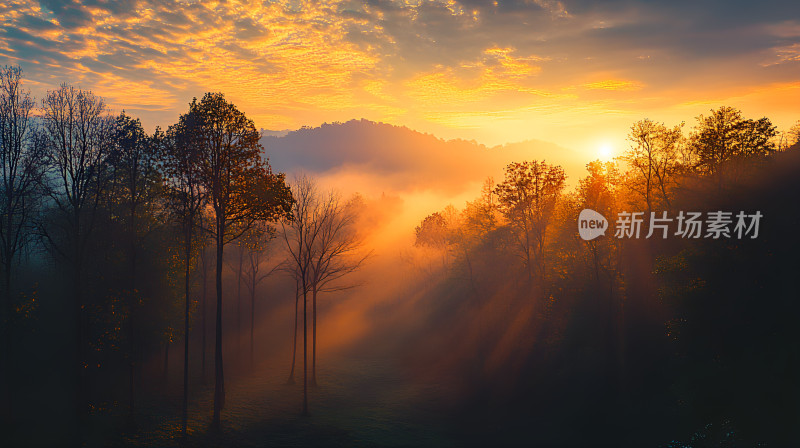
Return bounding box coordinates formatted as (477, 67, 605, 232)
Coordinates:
(0, 65, 365, 444)
(411, 108, 800, 446)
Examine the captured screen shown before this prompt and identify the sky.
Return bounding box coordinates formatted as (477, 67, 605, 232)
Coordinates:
(1, 0, 799, 160)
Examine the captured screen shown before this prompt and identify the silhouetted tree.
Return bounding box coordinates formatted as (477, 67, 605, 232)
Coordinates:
(189, 92, 292, 430)
(162, 109, 207, 435)
(455, 178, 501, 291)
(462, 177, 499, 239)
(414, 212, 448, 249)
(286, 274, 301, 385)
(578, 160, 620, 285)
(223, 236, 246, 361)
(414, 211, 452, 268)
(656, 147, 800, 445)
(197, 226, 212, 384)
(576, 160, 625, 368)
(690, 106, 777, 187)
(787, 120, 800, 148)
(105, 111, 162, 426)
(39, 83, 114, 440)
(0, 64, 44, 418)
(623, 119, 684, 214)
(494, 160, 566, 282)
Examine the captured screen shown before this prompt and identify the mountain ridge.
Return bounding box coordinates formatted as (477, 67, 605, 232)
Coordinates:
(260, 119, 586, 193)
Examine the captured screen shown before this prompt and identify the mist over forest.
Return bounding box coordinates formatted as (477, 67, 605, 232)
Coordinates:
(1, 62, 800, 448)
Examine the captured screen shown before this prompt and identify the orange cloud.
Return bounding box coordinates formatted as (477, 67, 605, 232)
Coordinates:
(581, 79, 644, 91)
(0, 0, 797, 159)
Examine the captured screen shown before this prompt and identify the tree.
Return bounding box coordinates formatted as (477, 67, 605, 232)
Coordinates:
(308, 190, 368, 386)
(107, 113, 163, 283)
(280, 174, 317, 415)
(494, 160, 566, 282)
(690, 106, 777, 187)
(776, 120, 799, 150)
(161, 109, 207, 436)
(414, 211, 451, 267)
(286, 273, 301, 385)
(238, 222, 278, 368)
(104, 111, 163, 426)
(456, 178, 501, 292)
(0, 64, 44, 418)
(223, 233, 247, 362)
(39, 83, 114, 440)
(414, 207, 460, 269)
(579, 161, 619, 224)
(414, 212, 449, 249)
(189, 92, 292, 430)
(197, 226, 212, 384)
(623, 119, 684, 214)
(787, 120, 800, 149)
(463, 177, 499, 239)
(577, 160, 622, 323)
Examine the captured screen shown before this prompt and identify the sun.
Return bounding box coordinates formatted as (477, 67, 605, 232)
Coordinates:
(597, 143, 614, 160)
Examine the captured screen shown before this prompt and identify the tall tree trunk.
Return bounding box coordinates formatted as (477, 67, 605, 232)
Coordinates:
(302, 282, 308, 416)
(311, 285, 317, 387)
(3, 258, 12, 421)
(250, 273, 255, 369)
(165, 340, 170, 380)
(464, 247, 477, 294)
(236, 248, 243, 360)
(287, 280, 299, 384)
(592, 242, 601, 286)
(127, 329, 136, 430)
(212, 227, 225, 430)
(201, 251, 207, 385)
(182, 227, 191, 435)
(128, 362, 135, 429)
(524, 227, 533, 281)
(3, 193, 16, 421)
(128, 208, 138, 428)
(73, 216, 85, 445)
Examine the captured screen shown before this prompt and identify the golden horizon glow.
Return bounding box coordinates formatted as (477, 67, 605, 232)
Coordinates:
(597, 143, 614, 161)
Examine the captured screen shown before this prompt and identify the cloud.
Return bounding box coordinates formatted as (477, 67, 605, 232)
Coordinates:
(582, 79, 643, 91)
(0, 0, 797, 151)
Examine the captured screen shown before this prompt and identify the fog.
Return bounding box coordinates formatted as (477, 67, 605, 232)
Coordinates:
(3, 103, 799, 447)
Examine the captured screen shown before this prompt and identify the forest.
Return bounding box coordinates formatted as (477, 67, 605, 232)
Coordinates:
(1, 63, 800, 447)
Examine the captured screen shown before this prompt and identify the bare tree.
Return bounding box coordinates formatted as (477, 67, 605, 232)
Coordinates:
(308, 191, 368, 386)
(0, 65, 44, 418)
(239, 222, 278, 368)
(280, 174, 317, 415)
(286, 274, 301, 385)
(39, 83, 114, 440)
(281, 176, 369, 409)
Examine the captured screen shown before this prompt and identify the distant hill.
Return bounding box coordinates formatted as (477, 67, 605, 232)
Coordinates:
(260, 129, 291, 138)
(261, 119, 586, 194)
